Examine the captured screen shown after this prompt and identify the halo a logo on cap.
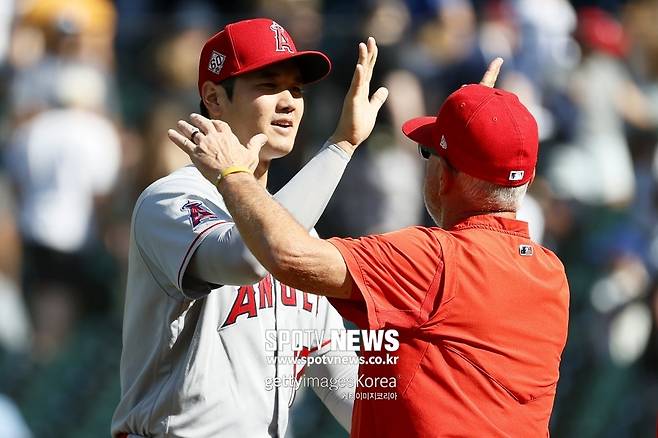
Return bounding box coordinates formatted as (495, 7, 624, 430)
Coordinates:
(270, 21, 293, 53)
(440, 135, 448, 150)
(509, 170, 524, 181)
(208, 50, 226, 75)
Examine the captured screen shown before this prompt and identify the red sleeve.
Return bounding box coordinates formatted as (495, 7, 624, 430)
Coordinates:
(327, 227, 445, 330)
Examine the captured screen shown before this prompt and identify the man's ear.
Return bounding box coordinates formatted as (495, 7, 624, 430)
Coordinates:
(201, 81, 228, 118)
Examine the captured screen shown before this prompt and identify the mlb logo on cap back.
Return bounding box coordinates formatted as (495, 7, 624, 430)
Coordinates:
(401, 84, 539, 187)
(509, 170, 524, 181)
(198, 18, 331, 95)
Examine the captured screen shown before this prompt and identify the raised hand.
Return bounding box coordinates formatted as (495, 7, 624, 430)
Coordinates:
(479, 57, 503, 88)
(168, 113, 267, 184)
(329, 37, 389, 155)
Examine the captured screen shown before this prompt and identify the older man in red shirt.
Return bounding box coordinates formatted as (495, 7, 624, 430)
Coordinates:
(171, 58, 569, 437)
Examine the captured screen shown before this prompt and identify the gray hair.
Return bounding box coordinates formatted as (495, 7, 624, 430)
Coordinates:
(456, 172, 529, 211)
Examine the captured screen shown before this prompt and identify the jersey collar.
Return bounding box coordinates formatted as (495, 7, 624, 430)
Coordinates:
(450, 214, 530, 238)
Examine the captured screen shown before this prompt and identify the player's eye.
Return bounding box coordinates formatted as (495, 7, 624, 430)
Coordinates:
(290, 86, 304, 98)
(258, 82, 277, 91)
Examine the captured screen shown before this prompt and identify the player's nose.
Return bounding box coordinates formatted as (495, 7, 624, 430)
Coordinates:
(275, 89, 297, 114)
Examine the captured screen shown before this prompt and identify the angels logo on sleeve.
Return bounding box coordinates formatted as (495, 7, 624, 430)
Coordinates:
(182, 200, 218, 228)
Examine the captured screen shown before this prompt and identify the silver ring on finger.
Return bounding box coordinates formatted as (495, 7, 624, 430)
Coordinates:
(190, 129, 201, 144)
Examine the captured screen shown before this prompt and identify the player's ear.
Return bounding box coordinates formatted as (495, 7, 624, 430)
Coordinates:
(201, 81, 227, 118)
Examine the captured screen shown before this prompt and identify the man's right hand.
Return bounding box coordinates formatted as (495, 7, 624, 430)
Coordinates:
(168, 114, 267, 185)
(329, 37, 389, 156)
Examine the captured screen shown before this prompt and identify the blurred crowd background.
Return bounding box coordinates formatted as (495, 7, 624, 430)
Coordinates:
(0, 0, 657, 436)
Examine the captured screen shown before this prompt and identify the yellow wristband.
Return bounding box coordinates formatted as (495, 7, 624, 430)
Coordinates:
(216, 166, 251, 185)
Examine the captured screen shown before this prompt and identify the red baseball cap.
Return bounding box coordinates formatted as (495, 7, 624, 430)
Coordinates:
(402, 84, 538, 187)
(197, 18, 331, 95)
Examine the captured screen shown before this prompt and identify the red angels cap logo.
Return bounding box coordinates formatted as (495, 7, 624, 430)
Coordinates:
(182, 200, 217, 228)
(270, 21, 293, 53)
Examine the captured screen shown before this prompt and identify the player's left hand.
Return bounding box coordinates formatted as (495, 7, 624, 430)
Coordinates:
(329, 37, 389, 156)
(168, 114, 267, 184)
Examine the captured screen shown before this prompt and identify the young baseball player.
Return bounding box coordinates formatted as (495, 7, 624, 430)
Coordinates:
(173, 59, 570, 437)
(112, 19, 388, 438)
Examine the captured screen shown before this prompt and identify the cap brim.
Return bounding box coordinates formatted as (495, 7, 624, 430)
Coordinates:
(402, 116, 437, 145)
(224, 50, 331, 85)
(290, 51, 332, 84)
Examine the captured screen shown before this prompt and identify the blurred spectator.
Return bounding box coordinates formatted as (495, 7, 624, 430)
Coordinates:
(5, 63, 121, 361)
(0, 0, 14, 65)
(8, 0, 117, 122)
(590, 253, 652, 365)
(0, 394, 31, 438)
(403, 0, 488, 104)
(510, 0, 578, 87)
(644, 279, 658, 370)
(129, 22, 210, 194)
(20, 0, 116, 68)
(547, 7, 658, 207)
(623, 0, 658, 83)
(0, 174, 30, 353)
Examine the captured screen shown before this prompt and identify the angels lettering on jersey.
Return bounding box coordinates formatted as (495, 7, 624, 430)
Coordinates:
(222, 274, 317, 327)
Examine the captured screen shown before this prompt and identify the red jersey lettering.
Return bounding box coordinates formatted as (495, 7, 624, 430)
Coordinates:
(223, 285, 257, 327)
(258, 275, 274, 309)
(281, 285, 297, 306)
(302, 292, 313, 312)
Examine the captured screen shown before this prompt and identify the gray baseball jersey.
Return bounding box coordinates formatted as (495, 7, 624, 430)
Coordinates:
(112, 165, 351, 438)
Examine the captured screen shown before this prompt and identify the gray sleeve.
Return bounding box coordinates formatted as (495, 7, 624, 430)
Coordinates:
(306, 351, 356, 432)
(188, 142, 350, 286)
(133, 186, 234, 299)
(187, 225, 267, 286)
(271, 142, 350, 228)
(303, 297, 356, 431)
